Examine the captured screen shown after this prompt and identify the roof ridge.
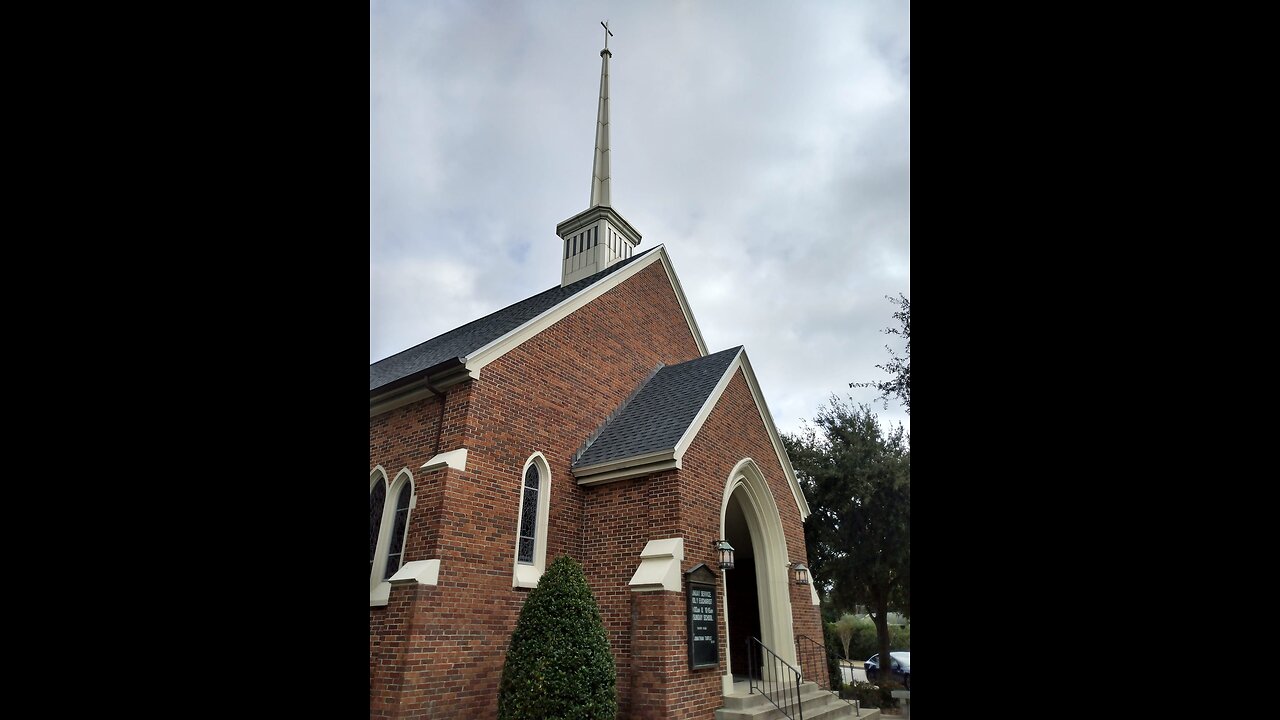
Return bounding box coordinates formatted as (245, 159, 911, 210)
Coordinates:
(371, 245, 662, 380)
(572, 362, 665, 465)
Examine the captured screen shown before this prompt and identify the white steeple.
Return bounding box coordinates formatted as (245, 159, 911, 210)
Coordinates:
(558, 21, 642, 287)
(589, 24, 611, 208)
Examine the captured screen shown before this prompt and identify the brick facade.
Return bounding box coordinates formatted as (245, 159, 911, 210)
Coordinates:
(370, 258, 819, 718)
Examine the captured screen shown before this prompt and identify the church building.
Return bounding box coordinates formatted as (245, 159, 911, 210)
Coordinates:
(370, 28, 839, 720)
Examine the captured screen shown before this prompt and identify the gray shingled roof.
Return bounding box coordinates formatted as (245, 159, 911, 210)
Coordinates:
(370, 247, 658, 393)
(572, 346, 743, 469)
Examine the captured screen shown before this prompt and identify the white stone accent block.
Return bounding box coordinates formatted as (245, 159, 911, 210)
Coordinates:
(421, 449, 467, 473)
(387, 559, 441, 587)
(628, 537, 684, 592)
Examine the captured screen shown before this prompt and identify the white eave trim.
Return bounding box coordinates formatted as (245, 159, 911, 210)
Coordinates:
(671, 349, 811, 521)
(369, 363, 478, 417)
(572, 449, 680, 486)
(463, 246, 709, 375)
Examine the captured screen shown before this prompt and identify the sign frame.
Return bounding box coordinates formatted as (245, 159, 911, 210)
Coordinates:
(685, 563, 719, 670)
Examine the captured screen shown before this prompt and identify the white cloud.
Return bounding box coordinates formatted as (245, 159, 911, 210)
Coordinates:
(371, 0, 910, 438)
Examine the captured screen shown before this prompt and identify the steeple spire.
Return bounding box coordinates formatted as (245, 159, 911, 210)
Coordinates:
(556, 22, 643, 287)
(590, 21, 613, 208)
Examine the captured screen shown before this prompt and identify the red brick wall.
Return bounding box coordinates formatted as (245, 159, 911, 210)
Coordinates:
(667, 368, 823, 720)
(580, 469, 684, 716)
(577, 366, 819, 720)
(370, 390, 446, 699)
(370, 259, 703, 718)
(369, 260, 821, 719)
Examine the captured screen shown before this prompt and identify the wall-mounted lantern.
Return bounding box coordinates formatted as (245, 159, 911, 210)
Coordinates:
(714, 540, 735, 571)
(790, 562, 810, 585)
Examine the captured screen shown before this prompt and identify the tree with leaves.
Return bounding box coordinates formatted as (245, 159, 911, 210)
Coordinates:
(851, 293, 910, 415)
(829, 613, 860, 661)
(784, 399, 909, 675)
(498, 555, 617, 719)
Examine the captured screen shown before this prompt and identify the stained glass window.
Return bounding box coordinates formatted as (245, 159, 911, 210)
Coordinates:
(517, 464, 539, 564)
(383, 482, 412, 580)
(369, 479, 387, 577)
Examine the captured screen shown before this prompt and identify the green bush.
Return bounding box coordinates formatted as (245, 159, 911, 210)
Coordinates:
(849, 616, 879, 659)
(841, 679, 904, 710)
(837, 615, 909, 660)
(890, 623, 910, 650)
(497, 556, 617, 719)
(822, 624, 843, 692)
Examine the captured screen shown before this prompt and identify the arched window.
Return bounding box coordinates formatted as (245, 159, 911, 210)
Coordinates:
(370, 466, 414, 605)
(517, 464, 539, 564)
(369, 474, 387, 578)
(383, 481, 412, 579)
(512, 453, 551, 588)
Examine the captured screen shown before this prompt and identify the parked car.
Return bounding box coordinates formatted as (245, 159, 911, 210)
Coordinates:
(864, 651, 910, 689)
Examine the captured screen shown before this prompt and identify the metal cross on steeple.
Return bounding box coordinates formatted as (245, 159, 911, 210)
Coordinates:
(601, 20, 613, 50)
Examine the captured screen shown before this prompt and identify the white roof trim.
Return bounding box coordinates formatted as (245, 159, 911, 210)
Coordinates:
(573, 452, 680, 486)
(672, 349, 811, 521)
(672, 348, 743, 459)
(463, 245, 709, 374)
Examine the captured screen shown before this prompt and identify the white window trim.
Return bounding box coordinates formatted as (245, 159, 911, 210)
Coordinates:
(512, 452, 552, 588)
(370, 466, 416, 607)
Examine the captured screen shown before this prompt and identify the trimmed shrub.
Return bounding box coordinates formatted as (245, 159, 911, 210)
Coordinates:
(497, 555, 617, 719)
(842, 680, 883, 708)
(841, 679, 904, 710)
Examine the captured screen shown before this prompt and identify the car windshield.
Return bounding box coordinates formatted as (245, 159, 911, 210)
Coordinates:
(891, 652, 910, 666)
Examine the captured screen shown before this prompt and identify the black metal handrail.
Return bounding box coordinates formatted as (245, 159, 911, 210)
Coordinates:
(795, 634, 859, 715)
(794, 634, 832, 691)
(746, 637, 804, 720)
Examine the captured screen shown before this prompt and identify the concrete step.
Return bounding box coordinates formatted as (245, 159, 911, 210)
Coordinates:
(716, 682, 876, 720)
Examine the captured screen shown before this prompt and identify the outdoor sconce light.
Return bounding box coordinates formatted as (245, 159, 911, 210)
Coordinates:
(790, 562, 811, 586)
(714, 540, 735, 571)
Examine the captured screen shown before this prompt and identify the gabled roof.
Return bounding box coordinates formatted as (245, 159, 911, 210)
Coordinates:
(573, 346, 742, 469)
(571, 346, 811, 521)
(370, 247, 659, 393)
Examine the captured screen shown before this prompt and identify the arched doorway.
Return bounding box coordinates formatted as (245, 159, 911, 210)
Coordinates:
(719, 458, 797, 694)
(724, 492, 761, 679)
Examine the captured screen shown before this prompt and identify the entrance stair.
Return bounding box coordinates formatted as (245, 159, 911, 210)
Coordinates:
(716, 679, 878, 720)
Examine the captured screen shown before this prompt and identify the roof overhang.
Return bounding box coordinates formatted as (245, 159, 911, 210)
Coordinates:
(369, 359, 475, 417)
(570, 346, 811, 521)
(556, 205, 642, 246)
(572, 449, 680, 486)
(370, 246, 706, 418)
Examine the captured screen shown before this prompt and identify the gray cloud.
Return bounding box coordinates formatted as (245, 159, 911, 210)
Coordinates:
(371, 0, 910, 438)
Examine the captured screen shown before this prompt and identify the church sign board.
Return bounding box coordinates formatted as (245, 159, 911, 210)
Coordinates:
(686, 563, 719, 669)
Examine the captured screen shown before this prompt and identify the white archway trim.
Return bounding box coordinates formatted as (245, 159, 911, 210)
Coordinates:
(628, 537, 684, 592)
(512, 452, 552, 588)
(370, 467, 416, 607)
(719, 458, 798, 693)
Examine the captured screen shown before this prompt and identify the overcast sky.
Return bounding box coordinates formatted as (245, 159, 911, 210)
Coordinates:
(370, 0, 909, 440)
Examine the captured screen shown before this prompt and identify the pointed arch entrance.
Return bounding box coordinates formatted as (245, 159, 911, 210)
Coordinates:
(719, 458, 797, 694)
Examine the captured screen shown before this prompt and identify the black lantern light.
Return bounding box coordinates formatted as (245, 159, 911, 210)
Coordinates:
(790, 562, 810, 585)
(714, 540, 735, 571)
